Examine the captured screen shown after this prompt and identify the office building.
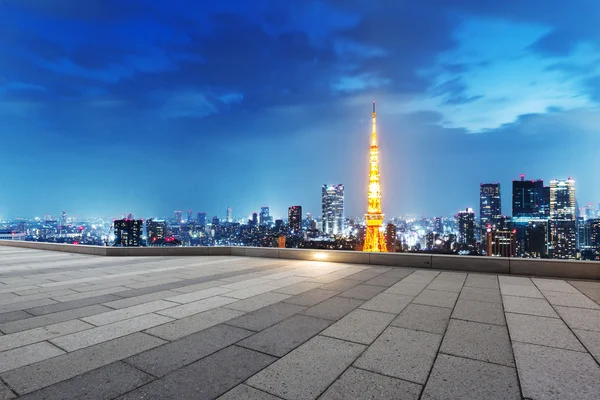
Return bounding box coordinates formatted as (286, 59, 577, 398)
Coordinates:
(251, 212, 258, 227)
(227, 206, 233, 223)
(550, 178, 577, 259)
(322, 184, 344, 235)
(186, 210, 193, 223)
(113, 219, 143, 247)
(434, 217, 443, 234)
(486, 228, 516, 257)
(480, 183, 502, 228)
(526, 220, 549, 258)
(146, 219, 167, 244)
(174, 211, 182, 224)
(456, 208, 476, 246)
(386, 223, 397, 252)
(587, 219, 600, 260)
(196, 212, 207, 227)
(513, 175, 544, 217)
(259, 207, 272, 227)
(288, 206, 302, 234)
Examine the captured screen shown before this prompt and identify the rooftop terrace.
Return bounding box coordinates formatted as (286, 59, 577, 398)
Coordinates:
(0, 246, 599, 399)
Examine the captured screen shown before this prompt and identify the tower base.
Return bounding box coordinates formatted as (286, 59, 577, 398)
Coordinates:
(363, 226, 388, 252)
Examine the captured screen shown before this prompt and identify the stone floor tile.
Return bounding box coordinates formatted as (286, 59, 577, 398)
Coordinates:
(283, 289, 340, 307)
(171, 280, 229, 293)
(321, 309, 396, 345)
(0, 341, 65, 373)
(354, 326, 441, 384)
(421, 354, 520, 400)
(401, 271, 439, 284)
(390, 304, 452, 334)
(345, 269, 387, 282)
(101, 290, 183, 309)
(223, 283, 281, 300)
(144, 307, 245, 341)
(317, 279, 361, 291)
(464, 274, 499, 289)
(413, 289, 459, 309)
(247, 336, 365, 400)
(362, 275, 404, 288)
(499, 284, 543, 298)
(532, 279, 579, 293)
(498, 276, 534, 286)
(156, 295, 238, 319)
(451, 299, 506, 325)
(381, 268, 416, 278)
(0, 380, 15, 400)
(506, 313, 585, 351)
(359, 292, 413, 314)
(426, 280, 464, 292)
(127, 324, 253, 376)
(0, 299, 58, 314)
(384, 282, 427, 296)
(513, 342, 600, 400)
(0, 305, 112, 334)
(458, 286, 502, 303)
(544, 291, 600, 309)
(221, 277, 274, 290)
(577, 287, 600, 302)
(226, 302, 306, 331)
(555, 306, 600, 332)
(320, 367, 422, 400)
(24, 294, 123, 316)
(0, 333, 165, 395)
(568, 280, 600, 290)
(50, 313, 172, 352)
(165, 287, 232, 304)
(119, 346, 275, 400)
(338, 284, 387, 300)
(217, 384, 281, 400)
(502, 295, 559, 318)
(0, 319, 94, 352)
(573, 329, 600, 364)
(224, 292, 291, 312)
(16, 361, 153, 400)
(0, 311, 32, 325)
(272, 281, 323, 295)
(81, 300, 178, 326)
(440, 319, 514, 367)
(238, 315, 332, 357)
(300, 296, 365, 321)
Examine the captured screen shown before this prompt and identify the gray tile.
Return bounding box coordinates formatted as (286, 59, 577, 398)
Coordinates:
(513, 342, 600, 400)
(0, 305, 112, 334)
(25, 294, 123, 316)
(0, 381, 15, 400)
(440, 319, 514, 367)
(544, 291, 600, 309)
(338, 284, 387, 300)
(421, 354, 520, 400)
(0, 333, 165, 395)
(345, 269, 387, 282)
(218, 384, 281, 400)
(17, 361, 153, 400)
(499, 276, 534, 286)
(391, 304, 452, 335)
(144, 307, 245, 341)
(247, 336, 365, 400)
(354, 326, 441, 384)
(555, 306, 600, 332)
(363, 275, 404, 287)
(320, 367, 422, 400)
(81, 300, 178, 326)
(573, 329, 600, 364)
(506, 313, 586, 351)
(502, 295, 559, 318)
(464, 274, 499, 289)
(0, 311, 32, 325)
(226, 302, 306, 331)
(413, 289, 459, 308)
(223, 283, 280, 299)
(451, 299, 506, 325)
(359, 293, 413, 314)
(382, 268, 416, 278)
(283, 289, 340, 307)
(318, 279, 361, 291)
(300, 296, 365, 321)
(384, 282, 427, 296)
(238, 315, 332, 357)
(532, 278, 579, 293)
(0, 320, 94, 352)
(322, 309, 396, 345)
(225, 292, 291, 312)
(402, 270, 439, 284)
(426, 280, 463, 292)
(0, 341, 64, 373)
(157, 295, 238, 318)
(272, 281, 323, 295)
(500, 284, 543, 298)
(127, 324, 253, 376)
(119, 346, 275, 400)
(459, 286, 502, 303)
(0, 299, 58, 314)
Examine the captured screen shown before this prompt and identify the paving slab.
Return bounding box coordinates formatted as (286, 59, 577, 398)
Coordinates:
(362, 275, 404, 288)
(458, 286, 502, 303)
(24, 294, 123, 316)
(384, 282, 427, 296)
(381, 268, 416, 278)
(390, 304, 452, 334)
(247, 335, 365, 400)
(0, 381, 15, 400)
(440, 319, 514, 367)
(217, 384, 281, 400)
(451, 299, 506, 325)
(226, 302, 306, 331)
(81, 300, 178, 326)
(0, 341, 65, 373)
(0, 305, 112, 334)
(165, 287, 233, 304)
(502, 295, 559, 318)
(0, 319, 94, 352)
(320, 367, 422, 400)
(283, 289, 340, 307)
(300, 296, 364, 321)
(513, 342, 600, 400)
(506, 312, 586, 351)
(318, 279, 362, 291)
(464, 274, 499, 289)
(272, 281, 323, 295)
(345, 269, 387, 282)
(0, 332, 165, 395)
(354, 326, 442, 384)
(156, 295, 238, 319)
(0, 299, 58, 314)
(119, 346, 276, 400)
(127, 324, 253, 376)
(555, 306, 600, 332)
(238, 314, 332, 357)
(322, 309, 396, 345)
(544, 291, 600, 309)
(359, 292, 413, 314)
(421, 354, 520, 400)
(573, 329, 600, 363)
(224, 292, 291, 312)
(223, 283, 281, 299)
(17, 361, 154, 400)
(402, 270, 439, 284)
(0, 310, 32, 325)
(337, 284, 387, 301)
(426, 280, 464, 292)
(498, 276, 534, 286)
(532, 278, 579, 293)
(499, 284, 543, 298)
(413, 289, 459, 308)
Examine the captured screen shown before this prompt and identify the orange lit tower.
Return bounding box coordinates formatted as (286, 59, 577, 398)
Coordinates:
(363, 101, 388, 252)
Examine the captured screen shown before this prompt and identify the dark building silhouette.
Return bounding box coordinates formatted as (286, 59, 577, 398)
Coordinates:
(456, 208, 476, 246)
(288, 206, 302, 234)
(146, 219, 167, 244)
(480, 183, 502, 228)
(386, 223, 397, 252)
(114, 219, 143, 247)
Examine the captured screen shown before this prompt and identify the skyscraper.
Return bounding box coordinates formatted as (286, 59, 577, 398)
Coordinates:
(456, 208, 476, 246)
(322, 184, 344, 235)
(589, 219, 600, 260)
(113, 219, 143, 247)
(513, 175, 544, 217)
(226, 206, 233, 223)
(362, 101, 387, 252)
(550, 178, 577, 259)
(187, 210, 193, 223)
(288, 206, 302, 234)
(174, 211, 182, 224)
(196, 212, 207, 227)
(259, 207, 272, 227)
(480, 183, 502, 228)
(486, 228, 516, 257)
(385, 223, 397, 252)
(146, 219, 167, 244)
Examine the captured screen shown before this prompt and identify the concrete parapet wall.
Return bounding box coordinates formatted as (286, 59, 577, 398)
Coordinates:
(0, 240, 598, 280)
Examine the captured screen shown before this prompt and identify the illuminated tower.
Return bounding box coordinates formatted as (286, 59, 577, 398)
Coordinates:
(363, 101, 387, 252)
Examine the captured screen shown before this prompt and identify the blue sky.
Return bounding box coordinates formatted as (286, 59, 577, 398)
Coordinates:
(0, 0, 599, 220)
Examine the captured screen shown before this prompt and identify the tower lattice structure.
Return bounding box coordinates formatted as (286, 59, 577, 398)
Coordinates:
(363, 101, 388, 252)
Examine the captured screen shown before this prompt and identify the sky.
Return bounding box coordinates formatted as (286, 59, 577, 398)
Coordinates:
(1, 0, 599, 221)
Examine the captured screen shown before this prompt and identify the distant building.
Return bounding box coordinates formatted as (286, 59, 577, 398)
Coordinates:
(456, 208, 476, 246)
(196, 212, 207, 227)
(187, 210, 193, 223)
(588, 219, 600, 260)
(386, 223, 397, 252)
(550, 178, 577, 259)
(434, 217, 443, 234)
(480, 183, 502, 228)
(114, 219, 143, 247)
(259, 207, 272, 227)
(212, 216, 220, 226)
(251, 212, 258, 227)
(174, 211, 182, 224)
(226, 206, 233, 223)
(146, 219, 167, 244)
(288, 206, 302, 234)
(512, 175, 544, 217)
(322, 184, 344, 235)
(486, 228, 516, 257)
(526, 220, 549, 258)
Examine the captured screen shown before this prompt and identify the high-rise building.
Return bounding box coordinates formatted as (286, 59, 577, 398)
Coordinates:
(480, 183, 502, 228)
(174, 211, 182, 224)
(187, 210, 193, 223)
(113, 219, 143, 247)
(196, 212, 207, 227)
(513, 175, 544, 217)
(456, 208, 476, 246)
(251, 212, 258, 227)
(226, 206, 233, 223)
(146, 219, 167, 244)
(434, 217, 443, 234)
(322, 184, 344, 235)
(385, 223, 397, 252)
(288, 206, 302, 234)
(550, 178, 577, 259)
(486, 228, 516, 257)
(540, 186, 551, 217)
(259, 207, 272, 227)
(526, 220, 549, 258)
(589, 219, 600, 260)
(212, 216, 220, 226)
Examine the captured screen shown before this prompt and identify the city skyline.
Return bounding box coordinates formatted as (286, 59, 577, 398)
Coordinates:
(1, 1, 599, 218)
